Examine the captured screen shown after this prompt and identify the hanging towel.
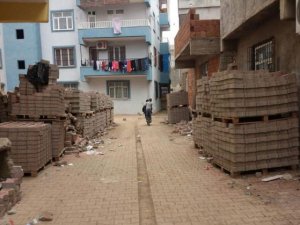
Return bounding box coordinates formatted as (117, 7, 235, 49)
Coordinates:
(93, 60, 97, 70)
(96, 60, 101, 70)
(127, 60, 132, 72)
(112, 17, 122, 34)
(102, 61, 106, 71)
(112, 60, 119, 72)
(138, 59, 143, 71)
(131, 60, 136, 71)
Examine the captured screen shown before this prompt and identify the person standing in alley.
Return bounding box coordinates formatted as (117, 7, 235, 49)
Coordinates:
(143, 98, 152, 125)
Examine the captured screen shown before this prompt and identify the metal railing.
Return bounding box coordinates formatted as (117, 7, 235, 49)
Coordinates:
(78, 19, 151, 29)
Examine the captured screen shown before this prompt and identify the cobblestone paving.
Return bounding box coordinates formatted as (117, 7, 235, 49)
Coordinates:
(4, 115, 300, 225)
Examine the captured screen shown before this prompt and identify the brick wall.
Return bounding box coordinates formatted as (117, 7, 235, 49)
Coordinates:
(208, 55, 220, 77)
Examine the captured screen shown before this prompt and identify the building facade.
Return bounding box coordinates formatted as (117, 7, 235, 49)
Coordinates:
(220, 0, 300, 78)
(0, 0, 170, 114)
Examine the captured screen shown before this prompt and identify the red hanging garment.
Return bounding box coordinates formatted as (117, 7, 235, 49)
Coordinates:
(127, 60, 132, 72)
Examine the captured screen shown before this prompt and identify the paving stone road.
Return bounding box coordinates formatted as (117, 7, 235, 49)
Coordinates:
(4, 115, 300, 225)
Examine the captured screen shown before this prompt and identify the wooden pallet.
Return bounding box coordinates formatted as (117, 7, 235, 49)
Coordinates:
(11, 114, 66, 121)
(213, 111, 298, 124)
(23, 159, 52, 177)
(52, 150, 65, 162)
(212, 161, 298, 178)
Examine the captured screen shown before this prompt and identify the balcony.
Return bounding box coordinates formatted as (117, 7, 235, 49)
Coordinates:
(78, 19, 152, 45)
(80, 58, 152, 81)
(159, 13, 170, 31)
(175, 9, 220, 69)
(77, 0, 148, 8)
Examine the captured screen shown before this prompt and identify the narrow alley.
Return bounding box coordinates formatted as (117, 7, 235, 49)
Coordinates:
(5, 115, 300, 225)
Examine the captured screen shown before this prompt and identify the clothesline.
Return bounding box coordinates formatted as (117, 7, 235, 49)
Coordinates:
(88, 57, 151, 73)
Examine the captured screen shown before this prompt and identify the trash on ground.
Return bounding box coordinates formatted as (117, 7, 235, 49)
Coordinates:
(38, 211, 53, 221)
(53, 161, 68, 167)
(262, 175, 284, 182)
(7, 210, 16, 215)
(86, 145, 93, 151)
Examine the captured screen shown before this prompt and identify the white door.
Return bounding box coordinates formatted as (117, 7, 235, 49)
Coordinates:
(88, 11, 96, 28)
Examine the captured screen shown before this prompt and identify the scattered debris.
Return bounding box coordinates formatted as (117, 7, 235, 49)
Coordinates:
(262, 174, 285, 182)
(172, 121, 193, 136)
(7, 210, 16, 215)
(199, 157, 206, 160)
(123, 118, 127, 121)
(255, 172, 262, 178)
(38, 211, 53, 222)
(26, 218, 38, 225)
(53, 161, 68, 167)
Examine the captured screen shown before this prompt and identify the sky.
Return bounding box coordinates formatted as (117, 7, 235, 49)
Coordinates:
(163, 0, 179, 45)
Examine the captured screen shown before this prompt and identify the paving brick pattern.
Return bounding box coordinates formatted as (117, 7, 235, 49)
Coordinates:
(5, 115, 300, 225)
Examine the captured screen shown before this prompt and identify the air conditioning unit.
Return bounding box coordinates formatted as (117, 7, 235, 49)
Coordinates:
(97, 41, 107, 50)
(297, 0, 300, 34)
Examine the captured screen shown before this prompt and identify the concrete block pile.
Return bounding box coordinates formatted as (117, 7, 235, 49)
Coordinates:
(194, 70, 299, 174)
(0, 148, 23, 218)
(65, 90, 92, 114)
(0, 122, 52, 175)
(210, 71, 298, 118)
(11, 85, 65, 118)
(167, 91, 190, 124)
(0, 92, 9, 123)
(211, 118, 299, 173)
(66, 90, 114, 138)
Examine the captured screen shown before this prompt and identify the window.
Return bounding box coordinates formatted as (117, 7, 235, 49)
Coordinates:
(16, 29, 24, 39)
(200, 63, 208, 77)
(108, 46, 126, 61)
(61, 83, 78, 89)
(52, 10, 74, 31)
(54, 47, 75, 67)
(154, 47, 157, 67)
(155, 81, 159, 99)
(152, 12, 156, 33)
(107, 80, 130, 99)
(107, 10, 114, 15)
(116, 9, 124, 14)
(18, 60, 25, 69)
(0, 49, 2, 69)
(248, 38, 275, 72)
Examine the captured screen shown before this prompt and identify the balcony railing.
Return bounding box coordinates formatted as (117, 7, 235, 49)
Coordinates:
(78, 19, 150, 29)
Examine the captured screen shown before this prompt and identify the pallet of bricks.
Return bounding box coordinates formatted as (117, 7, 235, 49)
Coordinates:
(194, 70, 299, 176)
(0, 122, 52, 176)
(65, 90, 113, 138)
(10, 61, 66, 162)
(102, 94, 114, 127)
(0, 138, 23, 217)
(167, 91, 190, 124)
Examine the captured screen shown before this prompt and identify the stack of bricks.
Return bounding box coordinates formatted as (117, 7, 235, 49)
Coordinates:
(50, 120, 65, 159)
(9, 62, 66, 160)
(0, 122, 52, 175)
(211, 118, 299, 173)
(11, 85, 65, 118)
(209, 71, 298, 118)
(0, 138, 23, 217)
(196, 77, 210, 113)
(73, 93, 114, 138)
(0, 92, 9, 122)
(64, 90, 92, 114)
(167, 91, 190, 124)
(193, 70, 299, 174)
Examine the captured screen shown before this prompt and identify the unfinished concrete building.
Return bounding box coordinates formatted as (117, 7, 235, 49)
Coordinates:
(175, 1, 220, 110)
(220, 0, 300, 75)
